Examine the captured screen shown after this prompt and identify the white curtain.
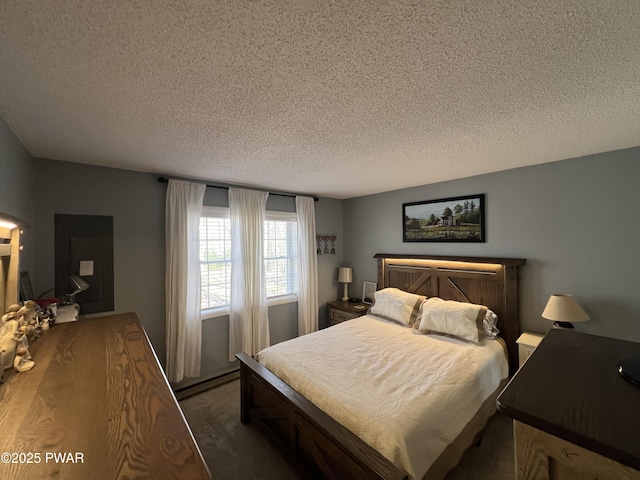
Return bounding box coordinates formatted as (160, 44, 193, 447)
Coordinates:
(296, 196, 318, 335)
(228, 188, 270, 361)
(165, 179, 206, 383)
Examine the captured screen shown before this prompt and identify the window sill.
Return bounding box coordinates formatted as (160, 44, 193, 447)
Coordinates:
(268, 293, 298, 307)
(202, 307, 230, 320)
(201, 294, 298, 320)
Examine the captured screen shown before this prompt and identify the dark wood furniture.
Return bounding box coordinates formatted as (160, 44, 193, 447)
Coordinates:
(237, 254, 525, 480)
(375, 254, 525, 374)
(497, 329, 640, 479)
(327, 300, 369, 325)
(0, 312, 210, 480)
(54, 214, 115, 314)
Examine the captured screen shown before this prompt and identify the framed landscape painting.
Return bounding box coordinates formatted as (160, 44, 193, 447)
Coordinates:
(403, 194, 485, 242)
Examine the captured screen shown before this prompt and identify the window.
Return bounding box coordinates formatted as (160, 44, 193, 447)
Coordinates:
(199, 207, 297, 312)
(200, 207, 231, 310)
(264, 211, 298, 298)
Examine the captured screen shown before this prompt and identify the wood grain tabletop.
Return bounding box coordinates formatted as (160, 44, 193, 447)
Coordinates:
(0, 312, 210, 479)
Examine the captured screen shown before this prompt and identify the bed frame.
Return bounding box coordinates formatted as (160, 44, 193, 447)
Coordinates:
(237, 254, 525, 480)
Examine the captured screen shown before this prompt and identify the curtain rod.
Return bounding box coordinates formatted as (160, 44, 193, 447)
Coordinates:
(157, 176, 319, 202)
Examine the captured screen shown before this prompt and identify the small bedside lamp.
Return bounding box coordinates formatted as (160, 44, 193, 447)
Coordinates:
(542, 294, 590, 329)
(69, 275, 90, 304)
(338, 267, 353, 301)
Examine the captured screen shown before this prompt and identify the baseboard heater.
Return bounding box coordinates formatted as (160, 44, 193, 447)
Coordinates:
(174, 368, 240, 401)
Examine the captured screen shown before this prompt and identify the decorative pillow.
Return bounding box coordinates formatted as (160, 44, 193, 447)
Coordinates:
(417, 297, 487, 343)
(369, 288, 426, 326)
(483, 309, 500, 339)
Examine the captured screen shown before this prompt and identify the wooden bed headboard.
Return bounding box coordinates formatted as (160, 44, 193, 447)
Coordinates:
(375, 253, 526, 374)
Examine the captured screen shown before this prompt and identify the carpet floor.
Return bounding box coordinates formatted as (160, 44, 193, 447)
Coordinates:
(179, 379, 515, 479)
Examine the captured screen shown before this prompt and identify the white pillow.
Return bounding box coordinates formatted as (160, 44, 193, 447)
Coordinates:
(417, 297, 487, 343)
(483, 309, 499, 339)
(369, 288, 426, 326)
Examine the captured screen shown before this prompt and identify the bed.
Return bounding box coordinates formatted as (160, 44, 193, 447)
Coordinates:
(236, 254, 525, 479)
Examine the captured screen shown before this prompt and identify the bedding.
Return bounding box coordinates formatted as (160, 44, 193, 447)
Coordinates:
(369, 287, 426, 326)
(417, 297, 487, 344)
(256, 314, 509, 480)
(483, 309, 500, 339)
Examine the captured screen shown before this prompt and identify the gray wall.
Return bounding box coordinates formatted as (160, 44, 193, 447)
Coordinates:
(343, 147, 640, 341)
(29, 158, 343, 389)
(315, 197, 346, 327)
(31, 159, 167, 361)
(0, 117, 35, 274)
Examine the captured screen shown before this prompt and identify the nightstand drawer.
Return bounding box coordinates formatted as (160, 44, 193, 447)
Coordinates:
(330, 308, 356, 324)
(326, 300, 369, 327)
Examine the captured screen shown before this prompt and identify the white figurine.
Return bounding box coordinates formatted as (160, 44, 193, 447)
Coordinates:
(0, 303, 40, 377)
(0, 317, 28, 371)
(13, 347, 34, 372)
(1, 304, 20, 324)
(17, 301, 38, 327)
(19, 324, 39, 341)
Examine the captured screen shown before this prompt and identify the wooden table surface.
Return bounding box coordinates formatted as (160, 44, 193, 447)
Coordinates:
(497, 329, 640, 471)
(0, 312, 210, 479)
(327, 300, 370, 314)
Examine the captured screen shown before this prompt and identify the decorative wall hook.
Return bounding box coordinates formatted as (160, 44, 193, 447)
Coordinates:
(316, 235, 337, 255)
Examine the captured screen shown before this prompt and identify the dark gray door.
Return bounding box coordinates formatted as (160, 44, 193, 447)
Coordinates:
(55, 214, 114, 314)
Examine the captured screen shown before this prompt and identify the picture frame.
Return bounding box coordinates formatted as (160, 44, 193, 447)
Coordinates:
(362, 281, 377, 304)
(403, 194, 485, 242)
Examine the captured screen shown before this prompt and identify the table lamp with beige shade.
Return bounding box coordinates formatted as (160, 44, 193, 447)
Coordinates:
(542, 293, 590, 329)
(338, 267, 353, 301)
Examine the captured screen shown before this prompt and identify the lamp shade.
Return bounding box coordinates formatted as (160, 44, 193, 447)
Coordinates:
(542, 294, 590, 323)
(338, 267, 353, 283)
(70, 275, 90, 295)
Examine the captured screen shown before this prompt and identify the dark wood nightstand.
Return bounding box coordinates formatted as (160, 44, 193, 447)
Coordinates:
(327, 300, 369, 326)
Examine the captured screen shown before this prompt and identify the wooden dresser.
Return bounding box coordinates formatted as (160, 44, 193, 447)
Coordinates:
(0, 312, 210, 479)
(498, 329, 640, 480)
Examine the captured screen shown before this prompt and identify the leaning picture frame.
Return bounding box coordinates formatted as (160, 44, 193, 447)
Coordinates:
(362, 281, 377, 304)
(403, 194, 485, 242)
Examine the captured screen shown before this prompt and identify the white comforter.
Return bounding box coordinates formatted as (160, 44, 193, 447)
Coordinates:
(256, 314, 508, 480)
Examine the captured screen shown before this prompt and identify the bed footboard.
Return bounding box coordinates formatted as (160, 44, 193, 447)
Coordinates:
(236, 353, 408, 480)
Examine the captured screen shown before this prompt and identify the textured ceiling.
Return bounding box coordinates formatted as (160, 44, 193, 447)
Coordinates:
(1, 1, 639, 199)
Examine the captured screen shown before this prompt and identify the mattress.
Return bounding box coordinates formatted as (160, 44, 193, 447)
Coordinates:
(256, 314, 508, 480)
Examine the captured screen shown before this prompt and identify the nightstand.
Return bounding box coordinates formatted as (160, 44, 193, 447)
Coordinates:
(327, 300, 369, 326)
(516, 332, 544, 367)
